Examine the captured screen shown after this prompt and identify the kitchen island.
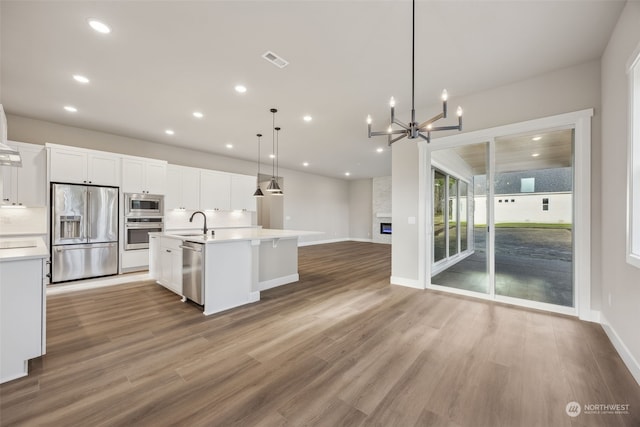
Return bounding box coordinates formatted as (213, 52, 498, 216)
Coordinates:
(149, 229, 320, 315)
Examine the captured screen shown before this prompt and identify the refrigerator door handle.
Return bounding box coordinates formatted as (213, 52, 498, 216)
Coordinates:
(55, 243, 116, 251)
(86, 190, 91, 239)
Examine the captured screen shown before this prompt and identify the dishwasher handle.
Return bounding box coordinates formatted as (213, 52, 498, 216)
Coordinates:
(180, 244, 202, 252)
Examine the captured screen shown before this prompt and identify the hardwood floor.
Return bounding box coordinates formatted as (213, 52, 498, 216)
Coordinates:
(1, 241, 639, 426)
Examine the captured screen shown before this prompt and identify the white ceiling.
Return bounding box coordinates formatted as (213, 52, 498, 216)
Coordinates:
(0, 1, 624, 179)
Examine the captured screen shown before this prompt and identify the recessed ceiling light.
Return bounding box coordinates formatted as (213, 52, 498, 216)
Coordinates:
(193, 111, 203, 119)
(303, 162, 309, 167)
(303, 115, 312, 122)
(345, 172, 351, 176)
(376, 147, 384, 153)
(73, 74, 89, 84)
(532, 153, 540, 157)
(234, 85, 247, 93)
(88, 19, 111, 34)
(532, 136, 542, 141)
(226, 143, 233, 149)
(269, 154, 276, 159)
(64, 105, 77, 113)
(165, 129, 175, 135)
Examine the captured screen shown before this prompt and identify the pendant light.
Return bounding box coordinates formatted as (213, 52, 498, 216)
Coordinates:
(273, 126, 283, 195)
(366, 0, 464, 145)
(266, 108, 281, 192)
(253, 133, 264, 197)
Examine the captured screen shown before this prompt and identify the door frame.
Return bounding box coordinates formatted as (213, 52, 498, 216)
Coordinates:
(417, 109, 595, 321)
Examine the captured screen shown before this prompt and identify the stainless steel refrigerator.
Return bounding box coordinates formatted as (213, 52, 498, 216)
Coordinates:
(51, 183, 118, 283)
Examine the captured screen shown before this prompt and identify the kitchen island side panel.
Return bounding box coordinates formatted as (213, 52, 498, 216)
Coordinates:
(203, 240, 254, 315)
(256, 238, 299, 291)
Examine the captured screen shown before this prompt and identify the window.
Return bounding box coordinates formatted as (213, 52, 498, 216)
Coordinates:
(521, 177, 535, 193)
(628, 48, 640, 268)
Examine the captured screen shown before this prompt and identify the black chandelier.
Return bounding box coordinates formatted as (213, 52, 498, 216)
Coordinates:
(367, 0, 464, 145)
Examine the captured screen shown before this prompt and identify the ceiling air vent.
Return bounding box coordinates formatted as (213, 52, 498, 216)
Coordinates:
(262, 51, 288, 69)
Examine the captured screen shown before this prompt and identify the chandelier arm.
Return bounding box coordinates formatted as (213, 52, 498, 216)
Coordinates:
(370, 129, 407, 136)
(389, 134, 408, 145)
(417, 132, 431, 142)
(426, 124, 463, 132)
(393, 118, 411, 130)
(417, 112, 445, 129)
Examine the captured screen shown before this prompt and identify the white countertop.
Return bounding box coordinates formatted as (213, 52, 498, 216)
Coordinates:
(151, 228, 322, 244)
(0, 236, 49, 262)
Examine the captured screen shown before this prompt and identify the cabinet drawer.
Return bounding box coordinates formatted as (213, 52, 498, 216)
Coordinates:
(161, 237, 183, 251)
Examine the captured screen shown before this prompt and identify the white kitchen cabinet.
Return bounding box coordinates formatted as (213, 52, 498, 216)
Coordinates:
(121, 249, 149, 273)
(122, 157, 167, 194)
(0, 255, 47, 384)
(157, 237, 182, 295)
(48, 144, 120, 186)
(149, 235, 160, 280)
(230, 174, 257, 211)
(200, 170, 231, 210)
(166, 165, 200, 211)
(1, 141, 46, 207)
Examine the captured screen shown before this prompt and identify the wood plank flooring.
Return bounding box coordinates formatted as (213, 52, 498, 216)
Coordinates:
(1, 241, 639, 426)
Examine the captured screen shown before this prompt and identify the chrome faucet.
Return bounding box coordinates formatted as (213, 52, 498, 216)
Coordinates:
(189, 211, 208, 235)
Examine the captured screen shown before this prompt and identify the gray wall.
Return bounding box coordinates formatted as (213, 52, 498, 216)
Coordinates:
(6, 114, 349, 244)
(391, 59, 602, 303)
(600, 1, 640, 374)
(349, 178, 373, 241)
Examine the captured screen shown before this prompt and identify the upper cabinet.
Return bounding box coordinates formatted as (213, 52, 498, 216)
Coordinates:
(122, 156, 167, 194)
(230, 174, 256, 211)
(48, 144, 120, 187)
(165, 165, 200, 211)
(200, 170, 230, 210)
(199, 171, 256, 211)
(1, 141, 47, 207)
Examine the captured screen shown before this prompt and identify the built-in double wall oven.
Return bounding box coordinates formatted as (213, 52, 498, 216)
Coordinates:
(124, 193, 164, 250)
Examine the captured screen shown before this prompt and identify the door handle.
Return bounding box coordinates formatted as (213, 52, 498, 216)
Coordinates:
(87, 189, 92, 239)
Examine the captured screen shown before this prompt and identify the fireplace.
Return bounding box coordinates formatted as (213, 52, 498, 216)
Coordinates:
(380, 222, 392, 234)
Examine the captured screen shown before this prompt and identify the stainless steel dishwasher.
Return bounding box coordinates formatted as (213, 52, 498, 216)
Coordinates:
(180, 241, 204, 305)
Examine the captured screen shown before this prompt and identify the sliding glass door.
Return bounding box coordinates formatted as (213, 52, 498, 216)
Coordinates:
(430, 129, 575, 308)
(431, 142, 489, 294)
(493, 130, 574, 306)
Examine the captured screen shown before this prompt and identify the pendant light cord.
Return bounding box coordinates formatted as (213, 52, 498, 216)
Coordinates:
(276, 127, 280, 184)
(271, 110, 276, 179)
(256, 134, 261, 185)
(411, 0, 415, 114)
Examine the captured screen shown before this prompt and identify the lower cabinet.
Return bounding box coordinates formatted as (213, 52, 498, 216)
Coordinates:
(155, 237, 182, 296)
(0, 257, 46, 384)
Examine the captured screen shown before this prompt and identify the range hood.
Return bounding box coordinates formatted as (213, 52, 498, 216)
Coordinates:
(0, 104, 22, 167)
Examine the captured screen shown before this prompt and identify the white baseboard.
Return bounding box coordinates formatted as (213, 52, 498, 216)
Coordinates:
(586, 309, 601, 323)
(47, 272, 150, 295)
(257, 273, 299, 291)
(298, 238, 349, 247)
(248, 291, 260, 303)
(600, 313, 640, 386)
(390, 276, 423, 289)
(298, 238, 385, 247)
